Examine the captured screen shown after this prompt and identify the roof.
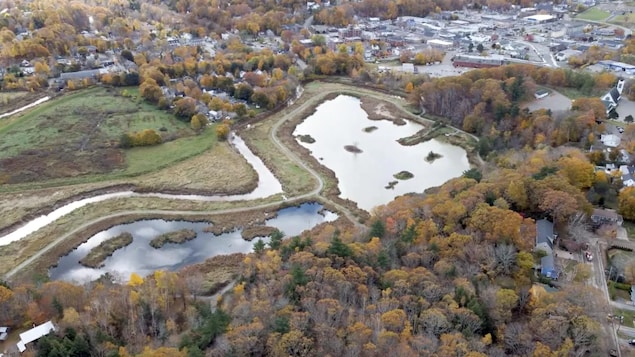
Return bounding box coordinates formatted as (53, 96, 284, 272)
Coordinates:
(609, 87, 621, 103)
(592, 209, 620, 220)
(17, 321, 55, 352)
(525, 14, 556, 22)
(540, 254, 558, 278)
(536, 219, 554, 248)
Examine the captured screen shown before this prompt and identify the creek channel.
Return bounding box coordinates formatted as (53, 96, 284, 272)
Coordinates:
(0, 135, 282, 247)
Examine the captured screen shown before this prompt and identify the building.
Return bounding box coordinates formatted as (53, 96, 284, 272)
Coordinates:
(0, 327, 8, 341)
(427, 39, 454, 50)
(534, 89, 550, 99)
(590, 208, 623, 227)
(621, 165, 635, 187)
(535, 219, 559, 279)
(402, 63, 415, 73)
(17, 321, 56, 353)
(452, 54, 508, 68)
(600, 134, 621, 148)
(524, 14, 557, 24)
(535, 219, 556, 256)
(554, 49, 582, 62)
(598, 60, 635, 75)
(600, 79, 625, 114)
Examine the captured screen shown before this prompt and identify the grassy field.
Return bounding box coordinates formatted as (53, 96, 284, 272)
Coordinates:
(576, 7, 611, 21)
(0, 86, 200, 184)
(624, 221, 635, 241)
(610, 14, 635, 28)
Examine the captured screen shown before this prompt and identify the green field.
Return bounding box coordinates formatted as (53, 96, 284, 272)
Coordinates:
(0, 86, 215, 185)
(576, 7, 611, 21)
(610, 14, 634, 28)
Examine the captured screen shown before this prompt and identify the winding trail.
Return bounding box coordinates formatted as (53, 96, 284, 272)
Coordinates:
(4, 82, 478, 280)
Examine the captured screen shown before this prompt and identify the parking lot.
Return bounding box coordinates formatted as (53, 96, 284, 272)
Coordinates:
(524, 90, 572, 113)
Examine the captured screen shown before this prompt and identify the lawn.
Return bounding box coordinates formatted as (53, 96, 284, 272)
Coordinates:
(613, 308, 635, 328)
(0, 86, 204, 185)
(576, 7, 611, 21)
(624, 221, 635, 241)
(609, 14, 635, 28)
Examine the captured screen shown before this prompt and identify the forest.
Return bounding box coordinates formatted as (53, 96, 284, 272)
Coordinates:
(0, 144, 606, 356)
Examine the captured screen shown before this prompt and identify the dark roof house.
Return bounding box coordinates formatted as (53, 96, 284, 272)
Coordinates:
(535, 219, 555, 255)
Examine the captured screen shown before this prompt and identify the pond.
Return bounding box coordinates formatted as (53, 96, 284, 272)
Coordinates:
(0, 135, 282, 247)
(293, 95, 470, 211)
(49, 203, 336, 283)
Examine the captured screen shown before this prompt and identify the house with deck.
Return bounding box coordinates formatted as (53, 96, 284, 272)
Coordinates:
(535, 219, 559, 279)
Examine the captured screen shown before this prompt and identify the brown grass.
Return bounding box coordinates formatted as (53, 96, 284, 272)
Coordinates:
(0, 142, 257, 234)
(178, 253, 245, 295)
(241, 226, 278, 241)
(79, 232, 133, 268)
(149, 229, 197, 248)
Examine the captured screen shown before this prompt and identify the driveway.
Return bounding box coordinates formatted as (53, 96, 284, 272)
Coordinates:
(616, 98, 635, 122)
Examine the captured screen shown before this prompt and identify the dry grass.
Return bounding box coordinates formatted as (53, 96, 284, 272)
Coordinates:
(79, 232, 133, 268)
(0, 142, 257, 232)
(149, 229, 197, 248)
(241, 226, 278, 241)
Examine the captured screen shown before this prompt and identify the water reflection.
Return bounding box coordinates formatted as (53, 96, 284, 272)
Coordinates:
(49, 203, 337, 283)
(294, 95, 470, 211)
(0, 135, 282, 247)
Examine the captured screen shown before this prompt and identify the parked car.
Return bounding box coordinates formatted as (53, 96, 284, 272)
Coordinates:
(617, 127, 624, 133)
(585, 251, 593, 262)
(630, 339, 635, 345)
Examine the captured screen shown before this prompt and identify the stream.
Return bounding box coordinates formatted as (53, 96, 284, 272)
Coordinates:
(0, 134, 283, 247)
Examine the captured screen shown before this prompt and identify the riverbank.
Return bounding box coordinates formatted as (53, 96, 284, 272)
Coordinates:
(0, 141, 258, 234)
(3, 80, 479, 283)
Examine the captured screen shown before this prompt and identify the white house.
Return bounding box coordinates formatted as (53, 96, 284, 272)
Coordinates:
(402, 63, 415, 73)
(600, 134, 621, 148)
(17, 321, 56, 353)
(0, 326, 8, 341)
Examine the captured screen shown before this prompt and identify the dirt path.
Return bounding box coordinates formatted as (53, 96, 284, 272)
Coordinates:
(5, 81, 483, 279)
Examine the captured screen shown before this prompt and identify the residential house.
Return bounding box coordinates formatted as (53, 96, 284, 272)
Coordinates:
(17, 321, 56, 353)
(535, 219, 559, 279)
(541, 254, 558, 279)
(621, 165, 635, 187)
(600, 134, 621, 148)
(59, 69, 103, 81)
(590, 208, 623, 227)
(0, 326, 8, 341)
(535, 219, 556, 256)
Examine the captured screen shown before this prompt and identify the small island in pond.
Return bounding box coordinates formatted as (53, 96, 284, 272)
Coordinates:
(79, 232, 133, 268)
(149, 229, 197, 248)
(425, 151, 443, 163)
(241, 226, 279, 241)
(385, 180, 399, 189)
(393, 170, 414, 180)
(344, 145, 363, 153)
(363, 126, 378, 133)
(297, 134, 316, 144)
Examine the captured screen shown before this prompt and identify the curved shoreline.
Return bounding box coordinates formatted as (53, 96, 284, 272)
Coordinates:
(2, 80, 481, 281)
(0, 135, 282, 247)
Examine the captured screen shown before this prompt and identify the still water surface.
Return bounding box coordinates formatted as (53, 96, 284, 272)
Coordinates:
(294, 95, 470, 211)
(50, 203, 336, 283)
